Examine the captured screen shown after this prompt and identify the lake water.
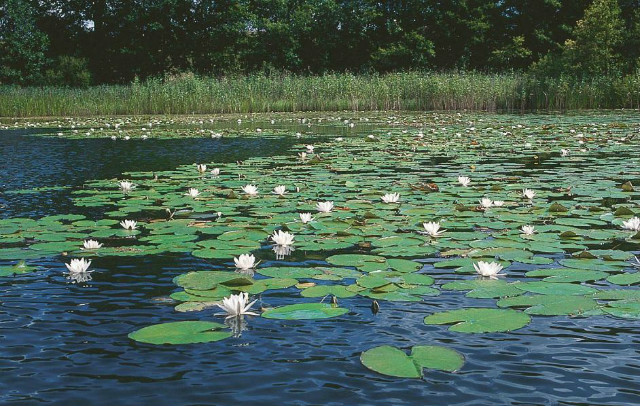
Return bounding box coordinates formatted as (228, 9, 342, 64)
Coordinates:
(1, 113, 639, 406)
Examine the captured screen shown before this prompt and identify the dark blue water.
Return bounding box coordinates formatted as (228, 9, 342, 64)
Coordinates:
(1, 127, 640, 406)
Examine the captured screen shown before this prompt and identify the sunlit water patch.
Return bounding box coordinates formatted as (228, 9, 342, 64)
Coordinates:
(1, 112, 639, 406)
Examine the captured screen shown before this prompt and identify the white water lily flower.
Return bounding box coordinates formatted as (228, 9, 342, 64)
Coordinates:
(65, 258, 93, 282)
(458, 176, 471, 187)
(298, 151, 307, 160)
(423, 221, 445, 237)
(299, 213, 314, 223)
(521, 225, 536, 235)
(210, 168, 220, 177)
(119, 181, 135, 192)
(474, 261, 504, 278)
(561, 149, 570, 157)
(197, 164, 207, 173)
(215, 292, 258, 319)
(234, 254, 257, 271)
(273, 185, 287, 196)
(271, 230, 295, 246)
(522, 188, 536, 199)
(479, 197, 493, 208)
(335, 137, 344, 142)
(82, 240, 103, 250)
(241, 184, 259, 196)
(381, 193, 400, 203)
(120, 220, 137, 230)
(306, 145, 314, 153)
(316, 201, 334, 213)
(622, 216, 640, 231)
(186, 188, 200, 198)
(493, 200, 505, 207)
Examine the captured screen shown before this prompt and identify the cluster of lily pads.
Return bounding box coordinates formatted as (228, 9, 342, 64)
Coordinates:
(1, 112, 639, 379)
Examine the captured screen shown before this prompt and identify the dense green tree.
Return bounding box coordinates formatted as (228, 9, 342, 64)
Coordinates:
(0, 0, 49, 84)
(1, 0, 638, 85)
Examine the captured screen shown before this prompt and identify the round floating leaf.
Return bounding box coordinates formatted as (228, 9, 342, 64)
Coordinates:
(326, 254, 386, 267)
(525, 268, 608, 283)
(515, 281, 597, 296)
(360, 345, 464, 378)
(410, 345, 465, 373)
(424, 308, 530, 333)
(300, 285, 357, 298)
(497, 294, 601, 316)
(606, 273, 640, 286)
(442, 279, 523, 298)
(128, 321, 231, 344)
(603, 300, 640, 319)
(361, 346, 421, 378)
(261, 303, 348, 319)
(0, 262, 38, 277)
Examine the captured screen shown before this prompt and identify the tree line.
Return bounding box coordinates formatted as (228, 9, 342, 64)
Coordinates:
(1, 0, 639, 86)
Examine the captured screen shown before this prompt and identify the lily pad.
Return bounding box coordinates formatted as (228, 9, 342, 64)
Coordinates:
(128, 321, 231, 344)
(261, 302, 349, 320)
(424, 308, 530, 333)
(360, 345, 464, 378)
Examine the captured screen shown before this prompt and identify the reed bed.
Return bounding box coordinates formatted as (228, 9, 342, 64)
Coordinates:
(1, 72, 638, 117)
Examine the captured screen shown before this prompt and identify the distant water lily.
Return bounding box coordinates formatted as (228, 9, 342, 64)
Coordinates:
(210, 168, 220, 177)
(306, 145, 314, 153)
(493, 200, 505, 207)
(458, 176, 471, 187)
(423, 221, 445, 237)
(215, 292, 258, 319)
(65, 258, 92, 282)
(299, 213, 314, 223)
(474, 261, 504, 278)
(197, 164, 207, 173)
(271, 230, 295, 246)
(242, 184, 259, 196)
(316, 201, 334, 213)
(120, 220, 137, 230)
(82, 239, 103, 250)
(234, 254, 257, 271)
(521, 225, 536, 235)
(622, 216, 640, 231)
(298, 152, 307, 160)
(273, 185, 287, 196)
(186, 188, 200, 198)
(335, 137, 344, 142)
(522, 188, 536, 200)
(561, 149, 570, 157)
(119, 181, 135, 192)
(381, 193, 400, 204)
(479, 197, 493, 208)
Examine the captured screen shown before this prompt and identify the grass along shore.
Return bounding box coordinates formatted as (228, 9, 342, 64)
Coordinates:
(1, 72, 639, 117)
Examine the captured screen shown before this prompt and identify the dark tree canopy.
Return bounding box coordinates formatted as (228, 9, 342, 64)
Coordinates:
(1, 0, 638, 85)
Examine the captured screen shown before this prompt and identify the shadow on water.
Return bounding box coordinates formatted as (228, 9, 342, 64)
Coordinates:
(0, 129, 295, 218)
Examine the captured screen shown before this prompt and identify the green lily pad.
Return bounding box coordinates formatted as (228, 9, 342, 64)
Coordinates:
(261, 302, 349, 319)
(424, 308, 530, 333)
(360, 345, 464, 378)
(497, 294, 601, 315)
(300, 285, 357, 298)
(128, 321, 231, 344)
(603, 300, 640, 319)
(515, 281, 597, 295)
(606, 273, 640, 286)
